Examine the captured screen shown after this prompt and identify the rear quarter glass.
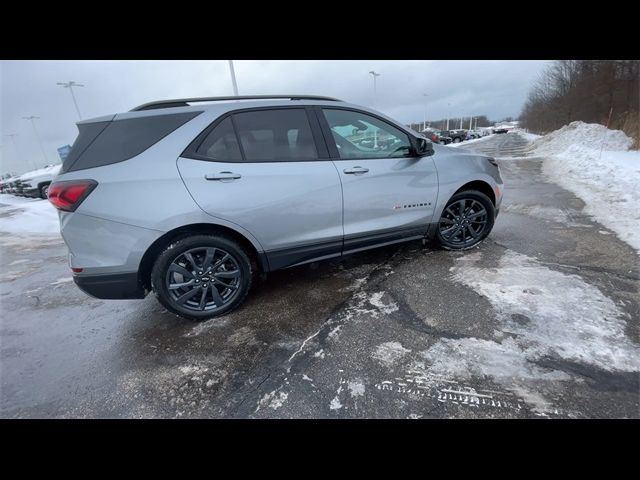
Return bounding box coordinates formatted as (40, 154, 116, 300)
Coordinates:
(63, 111, 202, 173)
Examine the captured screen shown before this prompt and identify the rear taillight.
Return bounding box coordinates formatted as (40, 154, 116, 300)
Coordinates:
(48, 179, 98, 212)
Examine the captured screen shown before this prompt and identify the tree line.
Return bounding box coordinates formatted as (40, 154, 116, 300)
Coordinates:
(520, 60, 639, 147)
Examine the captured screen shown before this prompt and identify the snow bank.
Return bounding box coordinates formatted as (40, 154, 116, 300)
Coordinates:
(532, 121, 633, 154)
(517, 131, 541, 142)
(0, 195, 61, 237)
(524, 121, 640, 253)
(448, 134, 495, 148)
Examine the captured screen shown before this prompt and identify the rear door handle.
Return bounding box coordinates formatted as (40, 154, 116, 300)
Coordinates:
(343, 166, 369, 175)
(205, 172, 242, 181)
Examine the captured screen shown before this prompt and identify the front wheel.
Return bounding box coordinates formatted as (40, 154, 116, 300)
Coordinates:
(40, 184, 50, 199)
(435, 190, 495, 250)
(151, 235, 253, 321)
(452, 137, 461, 143)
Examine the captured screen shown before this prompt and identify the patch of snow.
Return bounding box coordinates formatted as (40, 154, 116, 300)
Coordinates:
(449, 251, 640, 372)
(520, 121, 640, 253)
(329, 396, 343, 410)
(449, 134, 496, 149)
(517, 131, 542, 142)
(415, 250, 640, 411)
(49, 277, 73, 286)
(0, 196, 60, 237)
(347, 380, 365, 398)
(302, 374, 313, 382)
(328, 325, 342, 340)
(258, 390, 288, 410)
(369, 291, 399, 315)
(373, 341, 411, 368)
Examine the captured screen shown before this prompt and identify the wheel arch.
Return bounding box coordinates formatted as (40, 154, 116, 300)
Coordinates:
(454, 180, 496, 205)
(138, 223, 268, 292)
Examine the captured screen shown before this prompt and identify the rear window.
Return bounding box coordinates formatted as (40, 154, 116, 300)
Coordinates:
(195, 117, 242, 161)
(63, 111, 201, 172)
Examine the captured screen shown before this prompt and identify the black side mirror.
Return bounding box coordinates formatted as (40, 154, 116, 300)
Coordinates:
(415, 137, 434, 157)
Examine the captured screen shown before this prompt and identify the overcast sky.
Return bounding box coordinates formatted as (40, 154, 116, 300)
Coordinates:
(1, 60, 548, 174)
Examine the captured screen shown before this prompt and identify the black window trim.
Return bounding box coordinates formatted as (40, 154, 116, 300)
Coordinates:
(313, 105, 420, 161)
(181, 105, 330, 163)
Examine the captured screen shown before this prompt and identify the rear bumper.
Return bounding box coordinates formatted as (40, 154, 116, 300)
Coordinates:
(73, 272, 146, 299)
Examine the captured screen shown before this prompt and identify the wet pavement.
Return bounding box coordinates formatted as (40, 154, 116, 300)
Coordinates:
(1, 132, 639, 418)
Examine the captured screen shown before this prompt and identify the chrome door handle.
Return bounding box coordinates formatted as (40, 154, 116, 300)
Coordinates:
(205, 172, 242, 181)
(343, 166, 369, 175)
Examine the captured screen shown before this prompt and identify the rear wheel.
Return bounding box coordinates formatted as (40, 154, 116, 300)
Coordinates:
(452, 137, 461, 143)
(151, 235, 252, 321)
(436, 190, 495, 250)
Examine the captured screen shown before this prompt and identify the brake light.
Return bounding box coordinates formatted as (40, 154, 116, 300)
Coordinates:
(48, 179, 98, 212)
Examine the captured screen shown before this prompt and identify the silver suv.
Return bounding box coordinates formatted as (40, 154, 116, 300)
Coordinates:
(49, 95, 503, 320)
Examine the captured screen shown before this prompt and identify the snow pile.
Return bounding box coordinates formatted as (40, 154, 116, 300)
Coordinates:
(0, 195, 60, 237)
(524, 122, 640, 253)
(516, 130, 541, 142)
(532, 121, 633, 154)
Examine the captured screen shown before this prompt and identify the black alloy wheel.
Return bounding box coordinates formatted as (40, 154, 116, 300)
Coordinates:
(436, 190, 495, 249)
(151, 235, 252, 320)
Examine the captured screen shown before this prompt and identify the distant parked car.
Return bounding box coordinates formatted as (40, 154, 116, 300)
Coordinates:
(442, 129, 467, 143)
(18, 164, 61, 199)
(423, 129, 453, 145)
(466, 130, 482, 140)
(493, 127, 509, 134)
(6, 177, 22, 194)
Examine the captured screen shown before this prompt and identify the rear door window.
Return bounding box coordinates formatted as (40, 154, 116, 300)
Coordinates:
(232, 109, 319, 162)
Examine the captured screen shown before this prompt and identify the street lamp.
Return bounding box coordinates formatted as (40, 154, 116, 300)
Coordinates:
(422, 93, 429, 131)
(22, 116, 49, 166)
(56, 81, 85, 120)
(368, 71, 381, 149)
(368, 71, 381, 108)
(446, 103, 451, 130)
(228, 60, 239, 96)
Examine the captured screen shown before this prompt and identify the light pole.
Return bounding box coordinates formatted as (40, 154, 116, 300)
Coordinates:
(422, 93, 429, 131)
(369, 71, 381, 148)
(368, 71, 380, 108)
(22, 116, 49, 166)
(446, 103, 451, 131)
(228, 60, 239, 96)
(56, 81, 85, 120)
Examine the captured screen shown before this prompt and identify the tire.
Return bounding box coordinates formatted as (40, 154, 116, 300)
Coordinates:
(151, 234, 253, 321)
(40, 184, 49, 199)
(452, 137, 461, 143)
(435, 190, 495, 250)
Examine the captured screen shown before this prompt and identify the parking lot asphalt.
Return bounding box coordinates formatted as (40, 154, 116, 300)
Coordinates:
(1, 132, 638, 418)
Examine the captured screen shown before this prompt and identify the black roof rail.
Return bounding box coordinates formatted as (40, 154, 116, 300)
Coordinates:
(130, 95, 343, 111)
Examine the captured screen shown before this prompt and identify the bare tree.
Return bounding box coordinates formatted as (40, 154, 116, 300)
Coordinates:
(521, 60, 639, 147)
